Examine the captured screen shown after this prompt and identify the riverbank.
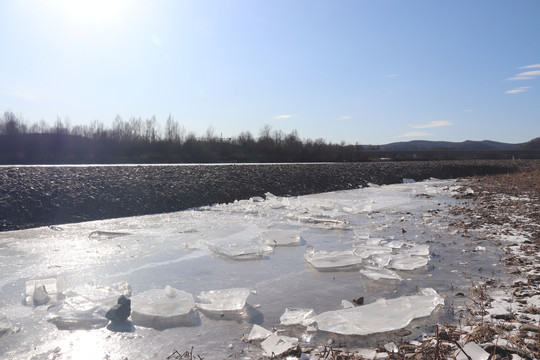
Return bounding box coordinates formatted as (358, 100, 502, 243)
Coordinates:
(1, 160, 534, 231)
(273, 164, 540, 359)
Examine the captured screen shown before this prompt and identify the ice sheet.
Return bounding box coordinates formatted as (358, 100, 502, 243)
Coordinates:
(0, 177, 508, 359)
(313, 288, 444, 335)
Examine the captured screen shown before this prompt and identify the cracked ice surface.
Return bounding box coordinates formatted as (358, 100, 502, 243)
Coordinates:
(0, 178, 509, 359)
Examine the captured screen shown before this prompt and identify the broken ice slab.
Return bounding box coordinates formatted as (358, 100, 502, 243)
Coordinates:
(304, 248, 367, 271)
(403, 178, 416, 184)
(26, 275, 66, 296)
(67, 282, 132, 308)
(280, 308, 316, 326)
(402, 244, 430, 256)
(388, 255, 429, 270)
(47, 295, 109, 330)
(313, 288, 444, 335)
(207, 242, 273, 260)
(454, 342, 489, 360)
(247, 324, 273, 341)
(31, 285, 51, 305)
(259, 230, 303, 246)
(353, 245, 393, 258)
(372, 254, 393, 267)
(360, 266, 402, 281)
(88, 230, 131, 240)
(195, 288, 251, 314)
(385, 240, 405, 249)
(131, 286, 198, 329)
(298, 216, 350, 230)
(261, 334, 299, 357)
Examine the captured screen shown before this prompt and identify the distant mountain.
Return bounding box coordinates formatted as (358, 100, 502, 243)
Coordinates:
(376, 140, 523, 151)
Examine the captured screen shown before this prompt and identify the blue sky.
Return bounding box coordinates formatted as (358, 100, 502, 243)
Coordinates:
(1, 0, 539, 145)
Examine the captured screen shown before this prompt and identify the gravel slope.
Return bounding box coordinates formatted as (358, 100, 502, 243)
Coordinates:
(0, 160, 533, 231)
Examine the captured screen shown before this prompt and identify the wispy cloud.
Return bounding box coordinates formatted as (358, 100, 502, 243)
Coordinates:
(505, 86, 531, 94)
(339, 115, 352, 120)
(409, 120, 453, 129)
(507, 64, 540, 80)
(519, 64, 540, 69)
(396, 131, 433, 138)
(274, 114, 293, 119)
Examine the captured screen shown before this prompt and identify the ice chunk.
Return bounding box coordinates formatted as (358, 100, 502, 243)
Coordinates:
(360, 266, 402, 281)
(261, 334, 299, 357)
(32, 285, 51, 305)
(26, 275, 66, 296)
(131, 286, 198, 329)
(304, 249, 367, 271)
(372, 254, 393, 267)
(280, 308, 315, 326)
(384, 342, 398, 353)
(341, 300, 355, 309)
(208, 242, 273, 260)
(196, 288, 250, 314)
(388, 255, 428, 270)
(68, 282, 132, 308)
(403, 178, 416, 184)
(299, 216, 350, 229)
(365, 237, 383, 246)
(454, 342, 489, 360)
(259, 230, 303, 246)
(353, 245, 392, 258)
(88, 230, 130, 240)
(313, 288, 444, 335)
(247, 324, 272, 341)
(385, 240, 404, 249)
(48, 295, 108, 330)
(403, 244, 430, 256)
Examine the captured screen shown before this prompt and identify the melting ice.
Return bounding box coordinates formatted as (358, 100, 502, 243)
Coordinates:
(0, 178, 505, 359)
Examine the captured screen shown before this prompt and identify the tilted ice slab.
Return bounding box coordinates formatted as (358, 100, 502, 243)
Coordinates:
(67, 281, 132, 308)
(304, 247, 367, 271)
(258, 230, 303, 246)
(247, 324, 273, 341)
(195, 288, 250, 314)
(388, 254, 429, 270)
(360, 265, 402, 281)
(313, 288, 444, 335)
(280, 308, 316, 326)
(88, 230, 131, 240)
(25, 275, 66, 306)
(207, 242, 273, 260)
(261, 334, 299, 357)
(47, 295, 109, 330)
(130, 286, 198, 329)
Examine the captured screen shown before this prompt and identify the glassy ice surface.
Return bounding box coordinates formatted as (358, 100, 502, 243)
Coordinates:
(0, 179, 509, 359)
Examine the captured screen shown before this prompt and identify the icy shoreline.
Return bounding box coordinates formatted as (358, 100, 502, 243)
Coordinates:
(0, 173, 537, 359)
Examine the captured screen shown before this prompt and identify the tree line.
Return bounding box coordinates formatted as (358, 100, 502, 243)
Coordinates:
(2, 111, 539, 164)
(0, 111, 366, 164)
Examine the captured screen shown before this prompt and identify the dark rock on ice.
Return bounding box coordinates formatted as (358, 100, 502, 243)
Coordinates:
(105, 295, 131, 322)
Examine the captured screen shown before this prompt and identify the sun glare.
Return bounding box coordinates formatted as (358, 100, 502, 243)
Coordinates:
(51, 0, 128, 27)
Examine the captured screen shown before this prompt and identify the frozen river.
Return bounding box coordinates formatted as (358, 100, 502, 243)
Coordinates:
(0, 179, 506, 359)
